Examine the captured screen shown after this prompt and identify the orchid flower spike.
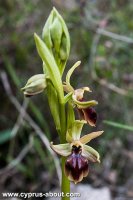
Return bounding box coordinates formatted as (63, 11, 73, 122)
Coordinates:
(51, 120, 103, 184)
(63, 61, 98, 126)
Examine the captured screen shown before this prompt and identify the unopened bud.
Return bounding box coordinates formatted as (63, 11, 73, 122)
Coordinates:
(50, 17, 63, 53)
(21, 74, 46, 97)
(42, 7, 70, 75)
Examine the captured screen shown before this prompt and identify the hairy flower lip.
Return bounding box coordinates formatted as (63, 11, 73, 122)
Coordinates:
(78, 107, 97, 127)
(65, 151, 89, 184)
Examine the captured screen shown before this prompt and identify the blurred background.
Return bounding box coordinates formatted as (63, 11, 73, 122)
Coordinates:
(0, 0, 133, 199)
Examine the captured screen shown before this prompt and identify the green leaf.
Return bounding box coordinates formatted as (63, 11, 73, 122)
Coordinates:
(0, 129, 12, 144)
(104, 120, 133, 131)
(34, 137, 47, 166)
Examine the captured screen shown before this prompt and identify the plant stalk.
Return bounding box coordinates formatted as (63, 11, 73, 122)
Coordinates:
(60, 101, 70, 200)
(61, 157, 70, 200)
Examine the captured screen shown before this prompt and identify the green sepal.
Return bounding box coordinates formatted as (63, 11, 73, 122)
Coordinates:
(34, 33, 64, 103)
(50, 142, 71, 156)
(67, 120, 86, 142)
(46, 79, 61, 132)
(80, 131, 103, 144)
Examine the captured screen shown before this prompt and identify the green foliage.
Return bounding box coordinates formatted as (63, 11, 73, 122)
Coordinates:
(0, 129, 12, 144)
(104, 120, 133, 131)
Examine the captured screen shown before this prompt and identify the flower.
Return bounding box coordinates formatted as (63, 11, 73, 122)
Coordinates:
(21, 74, 47, 97)
(63, 61, 98, 126)
(51, 120, 103, 184)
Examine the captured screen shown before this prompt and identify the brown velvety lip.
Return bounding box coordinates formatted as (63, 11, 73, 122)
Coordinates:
(65, 145, 89, 183)
(78, 107, 97, 126)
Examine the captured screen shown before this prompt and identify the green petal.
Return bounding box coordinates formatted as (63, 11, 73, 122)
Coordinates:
(82, 145, 100, 163)
(66, 61, 81, 86)
(73, 95, 98, 108)
(63, 83, 74, 93)
(67, 120, 86, 142)
(50, 142, 71, 156)
(80, 131, 103, 144)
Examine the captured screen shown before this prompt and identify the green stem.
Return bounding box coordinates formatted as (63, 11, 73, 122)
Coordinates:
(61, 157, 70, 200)
(60, 103, 66, 141)
(60, 101, 70, 200)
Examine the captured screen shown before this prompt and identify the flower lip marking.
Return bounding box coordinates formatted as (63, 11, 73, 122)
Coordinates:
(65, 144, 89, 184)
(71, 145, 82, 154)
(71, 140, 83, 148)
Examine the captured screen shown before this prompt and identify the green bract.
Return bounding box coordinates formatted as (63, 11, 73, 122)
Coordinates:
(47, 79, 61, 131)
(34, 33, 64, 104)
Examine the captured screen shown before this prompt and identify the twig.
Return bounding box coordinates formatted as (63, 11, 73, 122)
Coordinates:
(87, 31, 129, 96)
(10, 99, 29, 138)
(0, 136, 33, 175)
(96, 78, 128, 96)
(8, 99, 28, 158)
(97, 28, 133, 44)
(0, 71, 61, 183)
